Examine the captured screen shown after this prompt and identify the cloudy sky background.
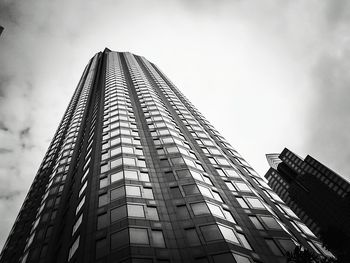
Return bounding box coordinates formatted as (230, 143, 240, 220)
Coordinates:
(1, 0, 350, 249)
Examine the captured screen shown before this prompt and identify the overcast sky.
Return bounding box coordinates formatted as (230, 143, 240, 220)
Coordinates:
(1, 0, 350, 250)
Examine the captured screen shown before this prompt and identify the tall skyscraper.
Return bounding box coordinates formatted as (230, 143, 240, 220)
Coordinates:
(1, 50, 329, 263)
(265, 148, 350, 260)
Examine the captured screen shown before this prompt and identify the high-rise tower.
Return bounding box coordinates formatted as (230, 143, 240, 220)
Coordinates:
(1, 50, 328, 263)
(265, 148, 350, 260)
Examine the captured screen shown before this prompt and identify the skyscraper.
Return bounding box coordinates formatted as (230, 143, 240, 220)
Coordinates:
(1, 49, 328, 263)
(265, 148, 350, 260)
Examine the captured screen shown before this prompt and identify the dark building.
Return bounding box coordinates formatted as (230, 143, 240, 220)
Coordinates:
(265, 148, 350, 259)
(1, 50, 329, 263)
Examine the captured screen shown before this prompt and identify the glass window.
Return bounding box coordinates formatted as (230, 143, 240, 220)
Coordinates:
(123, 157, 136, 166)
(260, 216, 282, 230)
(111, 147, 122, 156)
(236, 197, 249, 208)
(129, 228, 149, 245)
(72, 214, 83, 235)
(111, 205, 127, 222)
(127, 204, 145, 218)
(191, 202, 210, 216)
(125, 170, 138, 180)
(212, 191, 223, 202)
(183, 184, 199, 196)
(170, 187, 182, 198)
(220, 210, 234, 223)
(110, 158, 122, 169)
(111, 171, 123, 183)
(139, 172, 150, 182)
(212, 253, 234, 263)
(176, 205, 190, 219)
(219, 225, 239, 244)
(225, 169, 240, 178)
(198, 185, 212, 198)
(207, 203, 224, 218)
(111, 186, 125, 200)
(68, 236, 80, 261)
(99, 177, 108, 189)
(237, 233, 252, 250)
(147, 207, 159, 220)
(125, 186, 141, 197)
(95, 238, 107, 259)
(265, 239, 283, 256)
(232, 253, 251, 263)
(97, 213, 108, 230)
(151, 230, 165, 247)
(246, 198, 265, 209)
(296, 222, 316, 237)
(249, 216, 264, 230)
(278, 239, 296, 253)
(177, 170, 191, 178)
(235, 182, 251, 192)
(111, 228, 128, 250)
(200, 224, 222, 242)
(76, 196, 85, 215)
(144, 188, 154, 199)
(185, 228, 201, 246)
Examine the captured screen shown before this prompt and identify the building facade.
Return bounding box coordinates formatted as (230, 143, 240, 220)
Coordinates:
(1, 50, 328, 263)
(265, 148, 349, 259)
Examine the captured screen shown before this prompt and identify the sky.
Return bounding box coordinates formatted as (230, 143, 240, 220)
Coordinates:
(0, 0, 350, 250)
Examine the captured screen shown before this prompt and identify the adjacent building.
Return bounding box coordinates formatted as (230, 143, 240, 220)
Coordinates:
(265, 148, 350, 260)
(0, 50, 329, 263)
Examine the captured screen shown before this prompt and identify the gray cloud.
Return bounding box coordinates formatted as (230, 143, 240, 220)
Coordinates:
(0, 0, 349, 251)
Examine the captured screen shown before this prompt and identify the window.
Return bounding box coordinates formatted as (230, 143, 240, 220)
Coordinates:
(130, 228, 149, 245)
(260, 216, 282, 230)
(236, 197, 249, 208)
(185, 228, 201, 246)
(191, 202, 210, 216)
(147, 206, 159, 220)
(128, 204, 145, 218)
(111, 171, 123, 183)
(170, 187, 182, 198)
(198, 185, 212, 198)
(95, 238, 107, 259)
(151, 230, 165, 247)
(200, 224, 222, 242)
(235, 182, 251, 192)
(232, 253, 251, 263)
(237, 233, 252, 250)
(68, 236, 80, 261)
(265, 239, 283, 256)
(296, 222, 316, 237)
(277, 239, 296, 253)
(98, 193, 108, 207)
(97, 213, 108, 230)
(207, 203, 224, 218)
(111, 229, 128, 249)
(111, 186, 125, 200)
(76, 196, 85, 215)
(212, 253, 234, 263)
(246, 198, 265, 209)
(176, 205, 190, 219)
(99, 177, 108, 188)
(249, 216, 264, 230)
(218, 225, 239, 244)
(225, 182, 236, 191)
(125, 170, 138, 180)
(183, 184, 199, 195)
(144, 188, 154, 199)
(111, 205, 127, 222)
(79, 181, 88, 197)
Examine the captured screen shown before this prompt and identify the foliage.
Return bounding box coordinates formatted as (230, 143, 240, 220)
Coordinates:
(286, 246, 338, 263)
